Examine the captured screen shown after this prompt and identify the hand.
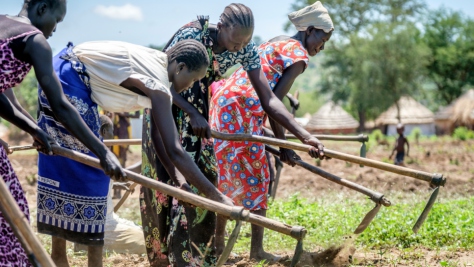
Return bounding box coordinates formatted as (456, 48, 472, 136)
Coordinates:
(0, 139, 12, 154)
(279, 148, 300, 167)
(99, 150, 127, 182)
(189, 112, 211, 139)
(304, 136, 325, 160)
(30, 128, 56, 155)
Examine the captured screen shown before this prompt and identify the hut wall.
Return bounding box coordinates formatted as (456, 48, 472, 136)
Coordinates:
(435, 120, 453, 135)
(386, 123, 435, 136)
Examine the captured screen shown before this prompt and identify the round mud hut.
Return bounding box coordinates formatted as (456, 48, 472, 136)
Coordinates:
(375, 96, 435, 136)
(435, 89, 474, 134)
(305, 102, 359, 134)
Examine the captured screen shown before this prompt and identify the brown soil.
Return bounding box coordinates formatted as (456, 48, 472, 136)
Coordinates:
(6, 139, 474, 266)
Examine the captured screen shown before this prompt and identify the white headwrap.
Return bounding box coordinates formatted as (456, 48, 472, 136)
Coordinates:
(288, 1, 334, 33)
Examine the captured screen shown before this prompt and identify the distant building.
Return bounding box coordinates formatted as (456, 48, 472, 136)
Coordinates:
(375, 96, 435, 136)
(305, 102, 359, 134)
(435, 89, 474, 134)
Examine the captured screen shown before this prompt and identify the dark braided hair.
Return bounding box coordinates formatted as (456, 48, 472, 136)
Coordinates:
(166, 39, 210, 72)
(220, 3, 254, 29)
(23, 0, 65, 9)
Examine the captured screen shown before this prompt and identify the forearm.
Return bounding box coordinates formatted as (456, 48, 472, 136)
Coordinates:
(149, 114, 187, 186)
(50, 101, 108, 158)
(4, 88, 36, 122)
(148, 102, 222, 200)
(167, 150, 222, 199)
(269, 118, 286, 140)
(262, 97, 311, 141)
(0, 94, 39, 135)
(170, 87, 201, 116)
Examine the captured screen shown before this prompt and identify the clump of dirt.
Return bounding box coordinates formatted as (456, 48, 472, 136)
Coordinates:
(296, 238, 356, 267)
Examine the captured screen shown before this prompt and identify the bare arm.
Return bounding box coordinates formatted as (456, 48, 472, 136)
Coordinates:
(267, 61, 306, 165)
(149, 111, 190, 189)
(25, 35, 124, 180)
(0, 94, 54, 154)
(120, 78, 231, 204)
(4, 88, 36, 122)
(170, 87, 211, 139)
(247, 68, 324, 159)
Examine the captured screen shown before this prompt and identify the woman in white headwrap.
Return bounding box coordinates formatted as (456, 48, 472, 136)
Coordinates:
(210, 1, 333, 262)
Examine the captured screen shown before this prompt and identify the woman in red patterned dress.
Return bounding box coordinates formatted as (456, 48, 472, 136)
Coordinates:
(210, 1, 334, 261)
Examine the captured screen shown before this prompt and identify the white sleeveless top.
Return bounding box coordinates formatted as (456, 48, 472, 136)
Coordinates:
(73, 41, 171, 112)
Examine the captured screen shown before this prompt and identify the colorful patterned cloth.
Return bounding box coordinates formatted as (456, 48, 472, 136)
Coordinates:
(37, 45, 108, 246)
(0, 15, 40, 266)
(140, 16, 260, 267)
(0, 30, 40, 93)
(210, 39, 309, 210)
(0, 146, 32, 267)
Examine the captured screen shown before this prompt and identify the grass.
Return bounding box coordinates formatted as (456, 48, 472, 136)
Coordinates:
(227, 194, 474, 254)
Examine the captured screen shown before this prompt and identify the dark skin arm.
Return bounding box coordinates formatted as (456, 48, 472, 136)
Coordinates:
(170, 85, 211, 139)
(247, 67, 325, 159)
(149, 111, 191, 191)
(24, 34, 125, 180)
(4, 88, 36, 122)
(0, 94, 54, 154)
(268, 61, 307, 166)
(120, 78, 232, 205)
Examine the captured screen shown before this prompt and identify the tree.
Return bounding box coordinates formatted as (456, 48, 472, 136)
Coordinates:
(319, 22, 429, 130)
(286, 0, 428, 131)
(285, 0, 425, 37)
(422, 9, 474, 105)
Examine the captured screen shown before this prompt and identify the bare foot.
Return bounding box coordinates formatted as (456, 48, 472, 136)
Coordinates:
(250, 250, 283, 263)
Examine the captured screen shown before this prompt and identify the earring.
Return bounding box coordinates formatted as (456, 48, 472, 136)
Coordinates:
(176, 71, 179, 75)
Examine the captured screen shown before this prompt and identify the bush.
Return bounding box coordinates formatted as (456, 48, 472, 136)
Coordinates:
(452, 127, 474, 141)
(409, 127, 422, 142)
(370, 129, 385, 142)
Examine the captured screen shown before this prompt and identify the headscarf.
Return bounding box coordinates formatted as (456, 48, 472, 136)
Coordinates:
(288, 1, 334, 33)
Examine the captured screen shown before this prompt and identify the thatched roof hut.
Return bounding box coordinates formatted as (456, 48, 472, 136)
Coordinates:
(435, 89, 474, 134)
(305, 102, 359, 134)
(375, 96, 435, 136)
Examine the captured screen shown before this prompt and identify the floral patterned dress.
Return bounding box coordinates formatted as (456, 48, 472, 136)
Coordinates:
(140, 16, 260, 267)
(210, 39, 309, 210)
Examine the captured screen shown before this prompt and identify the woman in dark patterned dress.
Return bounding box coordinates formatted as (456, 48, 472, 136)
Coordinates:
(0, 0, 124, 266)
(139, 3, 325, 266)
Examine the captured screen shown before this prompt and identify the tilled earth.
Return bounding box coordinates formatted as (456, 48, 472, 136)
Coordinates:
(6, 138, 474, 266)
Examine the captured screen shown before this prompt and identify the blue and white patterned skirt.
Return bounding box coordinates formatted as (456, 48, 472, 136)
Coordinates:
(36, 44, 109, 246)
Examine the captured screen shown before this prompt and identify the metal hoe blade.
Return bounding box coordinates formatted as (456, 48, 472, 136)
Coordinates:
(413, 187, 440, 234)
(359, 141, 367, 167)
(290, 240, 304, 267)
(216, 220, 243, 267)
(354, 203, 382, 234)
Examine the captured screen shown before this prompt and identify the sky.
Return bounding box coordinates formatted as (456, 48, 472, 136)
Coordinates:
(3, 0, 474, 52)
